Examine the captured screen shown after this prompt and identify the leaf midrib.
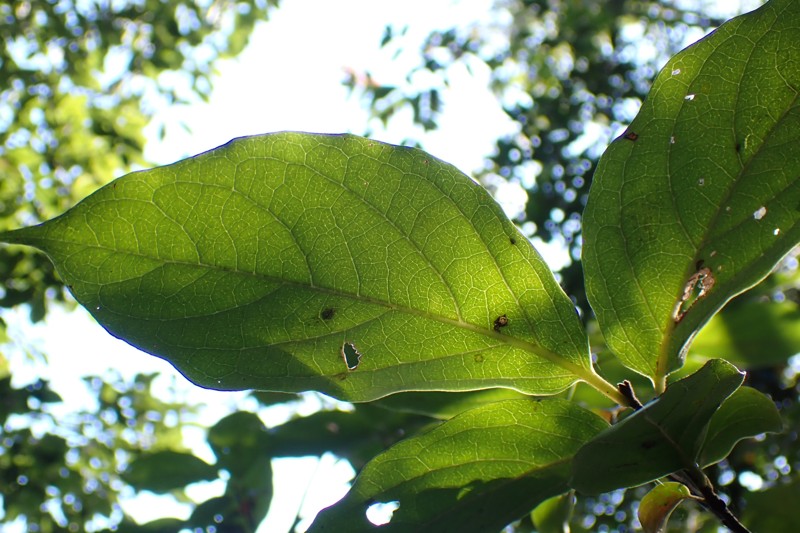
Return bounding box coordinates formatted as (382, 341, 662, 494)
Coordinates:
(20, 234, 597, 382)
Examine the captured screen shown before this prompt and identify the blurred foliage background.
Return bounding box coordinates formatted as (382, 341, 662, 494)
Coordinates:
(1, 0, 798, 531)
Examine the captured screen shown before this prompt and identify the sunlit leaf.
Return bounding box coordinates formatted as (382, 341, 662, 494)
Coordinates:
(309, 398, 607, 532)
(699, 385, 783, 467)
(638, 482, 694, 533)
(571, 359, 743, 494)
(0, 133, 611, 401)
(583, 0, 800, 388)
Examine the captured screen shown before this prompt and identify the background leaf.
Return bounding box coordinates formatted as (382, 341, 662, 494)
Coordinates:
(121, 451, 217, 493)
(691, 299, 800, 367)
(571, 359, 743, 495)
(0, 132, 610, 401)
(742, 479, 800, 532)
(582, 0, 800, 388)
(309, 398, 608, 532)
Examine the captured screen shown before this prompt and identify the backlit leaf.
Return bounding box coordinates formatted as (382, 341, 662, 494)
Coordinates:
(309, 398, 608, 532)
(638, 482, 694, 533)
(583, 0, 800, 388)
(0, 133, 609, 401)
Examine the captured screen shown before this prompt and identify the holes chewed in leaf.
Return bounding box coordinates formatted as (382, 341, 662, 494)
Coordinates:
(366, 501, 400, 526)
(341, 342, 362, 371)
(673, 267, 716, 323)
(753, 206, 767, 220)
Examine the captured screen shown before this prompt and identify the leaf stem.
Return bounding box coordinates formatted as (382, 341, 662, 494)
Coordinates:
(581, 369, 630, 407)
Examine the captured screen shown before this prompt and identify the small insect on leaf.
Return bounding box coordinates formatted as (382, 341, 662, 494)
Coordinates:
(623, 131, 639, 141)
(341, 342, 362, 371)
(493, 314, 509, 332)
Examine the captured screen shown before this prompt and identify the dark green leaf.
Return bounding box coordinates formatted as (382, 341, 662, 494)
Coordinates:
(571, 359, 743, 494)
(122, 451, 217, 493)
(309, 398, 608, 532)
(207, 412, 269, 477)
(0, 133, 613, 401)
(699, 385, 783, 467)
(583, 0, 800, 388)
(742, 480, 800, 532)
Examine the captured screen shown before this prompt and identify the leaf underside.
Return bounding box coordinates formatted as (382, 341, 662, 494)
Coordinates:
(0, 133, 594, 401)
(583, 0, 800, 385)
(571, 359, 743, 495)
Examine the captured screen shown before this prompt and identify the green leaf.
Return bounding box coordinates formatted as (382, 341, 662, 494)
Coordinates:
(571, 359, 743, 495)
(699, 385, 783, 467)
(207, 411, 269, 477)
(309, 398, 608, 532)
(0, 132, 608, 401)
(637, 482, 694, 533)
(531, 493, 575, 533)
(583, 0, 800, 388)
(742, 479, 800, 532)
(373, 388, 530, 420)
(121, 450, 217, 493)
(691, 299, 800, 367)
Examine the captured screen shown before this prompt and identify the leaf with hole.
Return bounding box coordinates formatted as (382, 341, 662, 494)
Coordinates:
(0, 132, 613, 401)
(583, 0, 800, 389)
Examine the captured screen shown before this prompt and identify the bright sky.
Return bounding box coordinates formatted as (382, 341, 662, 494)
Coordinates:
(3, 1, 517, 532)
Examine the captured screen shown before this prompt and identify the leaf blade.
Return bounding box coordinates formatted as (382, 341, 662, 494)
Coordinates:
(571, 359, 744, 495)
(583, 0, 800, 385)
(0, 133, 598, 401)
(309, 398, 608, 532)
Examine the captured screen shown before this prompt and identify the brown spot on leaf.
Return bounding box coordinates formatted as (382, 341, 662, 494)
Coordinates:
(624, 131, 639, 141)
(493, 314, 509, 332)
(320, 307, 336, 320)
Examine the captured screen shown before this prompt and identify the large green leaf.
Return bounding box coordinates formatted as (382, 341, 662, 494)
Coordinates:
(583, 0, 800, 388)
(309, 398, 608, 532)
(0, 133, 614, 401)
(571, 359, 743, 495)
